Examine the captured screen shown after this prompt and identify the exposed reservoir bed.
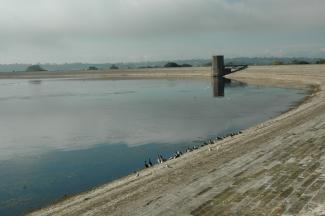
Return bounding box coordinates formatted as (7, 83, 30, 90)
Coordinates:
(0, 77, 306, 215)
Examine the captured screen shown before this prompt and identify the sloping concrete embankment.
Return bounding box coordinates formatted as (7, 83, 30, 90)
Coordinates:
(29, 65, 325, 216)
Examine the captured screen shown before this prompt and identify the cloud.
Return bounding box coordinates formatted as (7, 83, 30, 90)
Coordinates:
(2, 0, 325, 38)
(0, 0, 324, 62)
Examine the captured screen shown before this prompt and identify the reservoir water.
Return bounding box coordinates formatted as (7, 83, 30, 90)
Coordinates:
(0, 78, 306, 215)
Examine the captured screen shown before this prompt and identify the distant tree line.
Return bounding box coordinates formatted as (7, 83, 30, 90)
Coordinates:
(163, 62, 192, 68)
(316, 59, 325, 64)
(2, 57, 324, 73)
(25, 65, 47, 72)
(110, 64, 119, 70)
(272, 59, 325, 65)
(272, 60, 310, 65)
(87, 66, 98, 70)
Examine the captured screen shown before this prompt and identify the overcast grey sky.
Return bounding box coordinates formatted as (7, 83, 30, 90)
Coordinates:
(0, 0, 325, 63)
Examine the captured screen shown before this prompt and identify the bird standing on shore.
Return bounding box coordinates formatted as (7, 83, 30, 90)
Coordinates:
(144, 161, 149, 168)
(157, 154, 166, 164)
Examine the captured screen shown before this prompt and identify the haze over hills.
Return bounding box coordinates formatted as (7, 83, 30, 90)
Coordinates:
(0, 57, 324, 72)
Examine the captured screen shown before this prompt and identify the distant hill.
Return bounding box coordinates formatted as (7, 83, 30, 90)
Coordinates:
(0, 57, 323, 72)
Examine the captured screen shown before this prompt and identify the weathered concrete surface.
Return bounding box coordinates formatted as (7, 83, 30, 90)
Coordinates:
(28, 65, 325, 216)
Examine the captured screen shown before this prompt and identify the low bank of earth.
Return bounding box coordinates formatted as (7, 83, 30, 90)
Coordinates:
(29, 65, 325, 216)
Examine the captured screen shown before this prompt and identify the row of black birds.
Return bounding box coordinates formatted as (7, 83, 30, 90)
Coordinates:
(144, 130, 242, 168)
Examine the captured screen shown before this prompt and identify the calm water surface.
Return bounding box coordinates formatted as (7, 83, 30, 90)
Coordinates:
(0, 78, 306, 215)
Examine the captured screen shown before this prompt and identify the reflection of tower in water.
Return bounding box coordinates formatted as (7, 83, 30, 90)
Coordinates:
(212, 77, 231, 97)
(212, 78, 248, 97)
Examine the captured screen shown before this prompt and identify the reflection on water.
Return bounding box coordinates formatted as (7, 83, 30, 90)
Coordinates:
(212, 77, 226, 97)
(212, 78, 247, 97)
(0, 78, 306, 215)
(29, 80, 42, 85)
(0, 141, 200, 216)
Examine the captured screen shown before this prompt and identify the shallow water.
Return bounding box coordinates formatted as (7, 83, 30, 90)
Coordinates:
(0, 78, 306, 215)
